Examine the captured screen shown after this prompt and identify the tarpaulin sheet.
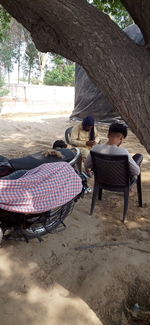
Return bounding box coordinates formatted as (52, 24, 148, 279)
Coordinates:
(71, 24, 144, 122)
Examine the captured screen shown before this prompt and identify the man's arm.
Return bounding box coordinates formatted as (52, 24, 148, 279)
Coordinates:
(70, 124, 86, 147)
(125, 150, 140, 176)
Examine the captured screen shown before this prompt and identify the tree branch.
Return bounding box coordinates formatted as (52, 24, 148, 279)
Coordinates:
(0, 0, 150, 152)
(121, 0, 150, 47)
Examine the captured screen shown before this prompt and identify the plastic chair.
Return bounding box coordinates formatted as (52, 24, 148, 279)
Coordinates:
(65, 127, 73, 145)
(69, 147, 82, 173)
(90, 152, 142, 222)
(65, 127, 82, 172)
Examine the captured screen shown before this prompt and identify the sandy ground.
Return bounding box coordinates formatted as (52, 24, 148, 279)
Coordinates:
(0, 113, 149, 325)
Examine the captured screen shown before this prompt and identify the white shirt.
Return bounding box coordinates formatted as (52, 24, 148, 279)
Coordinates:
(84, 143, 140, 176)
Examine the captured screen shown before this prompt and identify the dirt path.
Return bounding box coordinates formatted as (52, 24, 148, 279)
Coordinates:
(0, 113, 149, 325)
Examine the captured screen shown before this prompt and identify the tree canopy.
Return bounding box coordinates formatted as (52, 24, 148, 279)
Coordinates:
(0, 7, 75, 85)
(0, 6, 10, 41)
(92, 0, 132, 28)
(44, 56, 75, 86)
(0, 0, 150, 153)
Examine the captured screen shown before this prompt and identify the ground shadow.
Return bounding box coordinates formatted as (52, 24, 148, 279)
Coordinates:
(0, 114, 149, 325)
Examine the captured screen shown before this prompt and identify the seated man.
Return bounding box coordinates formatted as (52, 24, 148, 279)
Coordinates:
(8, 140, 75, 171)
(70, 116, 100, 160)
(85, 123, 143, 177)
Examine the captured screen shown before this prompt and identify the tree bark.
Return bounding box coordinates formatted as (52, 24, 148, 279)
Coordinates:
(0, 0, 150, 152)
(121, 0, 150, 47)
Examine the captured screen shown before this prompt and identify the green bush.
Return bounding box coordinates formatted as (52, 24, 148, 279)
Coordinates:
(0, 88, 9, 97)
(30, 77, 39, 85)
(0, 78, 5, 88)
(44, 64, 75, 86)
(0, 78, 9, 97)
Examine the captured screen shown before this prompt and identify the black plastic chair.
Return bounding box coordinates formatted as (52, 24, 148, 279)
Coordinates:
(90, 152, 142, 222)
(65, 127, 73, 145)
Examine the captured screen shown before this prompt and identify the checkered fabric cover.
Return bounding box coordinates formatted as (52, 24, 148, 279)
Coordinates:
(0, 162, 82, 213)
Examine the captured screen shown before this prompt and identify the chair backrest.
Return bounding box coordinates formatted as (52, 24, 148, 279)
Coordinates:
(65, 127, 73, 145)
(69, 147, 82, 174)
(91, 151, 130, 189)
(69, 147, 80, 166)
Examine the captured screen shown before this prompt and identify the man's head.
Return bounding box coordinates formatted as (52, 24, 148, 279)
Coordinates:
(82, 116, 95, 131)
(53, 140, 67, 149)
(108, 123, 128, 146)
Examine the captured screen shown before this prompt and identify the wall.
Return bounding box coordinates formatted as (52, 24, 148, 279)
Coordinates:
(0, 84, 74, 115)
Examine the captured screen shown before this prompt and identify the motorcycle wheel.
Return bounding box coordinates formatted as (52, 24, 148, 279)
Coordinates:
(20, 199, 75, 240)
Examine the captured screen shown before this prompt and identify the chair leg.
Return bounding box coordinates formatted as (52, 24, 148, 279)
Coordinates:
(122, 188, 129, 223)
(90, 185, 99, 215)
(98, 188, 102, 200)
(137, 173, 142, 207)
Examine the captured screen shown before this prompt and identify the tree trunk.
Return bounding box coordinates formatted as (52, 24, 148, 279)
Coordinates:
(38, 52, 47, 83)
(17, 37, 22, 84)
(1, 0, 150, 152)
(17, 57, 20, 84)
(0, 64, 2, 79)
(121, 0, 150, 47)
(28, 66, 31, 84)
(7, 68, 10, 84)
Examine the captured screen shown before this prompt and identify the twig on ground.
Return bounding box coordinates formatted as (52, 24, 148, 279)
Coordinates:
(74, 242, 129, 250)
(128, 246, 150, 254)
(74, 243, 150, 254)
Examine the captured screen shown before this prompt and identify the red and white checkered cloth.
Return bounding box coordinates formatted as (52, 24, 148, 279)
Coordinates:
(0, 162, 82, 213)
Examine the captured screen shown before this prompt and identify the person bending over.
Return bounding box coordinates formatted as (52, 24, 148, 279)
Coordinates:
(44, 140, 75, 163)
(70, 116, 100, 160)
(0, 140, 75, 173)
(85, 123, 143, 177)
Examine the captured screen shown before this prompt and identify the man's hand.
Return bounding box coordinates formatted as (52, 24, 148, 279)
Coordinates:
(85, 168, 93, 178)
(86, 140, 96, 147)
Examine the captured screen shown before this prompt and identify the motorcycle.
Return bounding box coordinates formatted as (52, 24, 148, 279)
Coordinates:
(0, 149, 88, 243)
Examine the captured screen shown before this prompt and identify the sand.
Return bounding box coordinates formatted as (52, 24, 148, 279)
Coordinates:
(0, 113, 149, 325)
